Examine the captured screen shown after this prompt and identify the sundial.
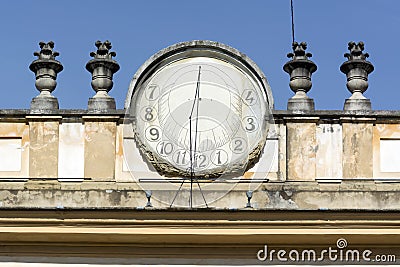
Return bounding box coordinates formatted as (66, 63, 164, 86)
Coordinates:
(123, 41, 275, 208)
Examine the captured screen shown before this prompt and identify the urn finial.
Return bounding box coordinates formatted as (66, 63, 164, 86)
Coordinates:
(29, 41, 63, 112)
(287, 41, 313, 59)
(89, 40, 117, 60)
(283, 42, 317, 111)
(344, 41, 369, 61)
(86, 40, 120, 112)
(33, 41, 60, 60)
(340, 41, 374, 110)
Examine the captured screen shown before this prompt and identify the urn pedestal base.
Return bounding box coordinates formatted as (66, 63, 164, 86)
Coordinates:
(344, 98, 371, 111)
(30, 96, 59, 112)
(287, 97, 315, 111)
(88, 97, 116, 112)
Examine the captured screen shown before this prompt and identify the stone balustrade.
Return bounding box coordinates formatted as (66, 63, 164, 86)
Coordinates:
(0, 40, 393, 211)
(0, 109, 398, 210)
(26, 40, 375, 112)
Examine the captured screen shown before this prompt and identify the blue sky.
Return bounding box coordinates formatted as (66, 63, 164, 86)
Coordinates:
(1, 0, 399, 110)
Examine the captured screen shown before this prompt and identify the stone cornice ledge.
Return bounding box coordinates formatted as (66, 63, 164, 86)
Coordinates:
(0, 209, 398, 247)
(1, 109, 400, 124)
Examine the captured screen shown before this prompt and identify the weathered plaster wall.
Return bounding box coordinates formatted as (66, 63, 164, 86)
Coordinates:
(28, 117, 60, 178)
(58, 122, 84, 179)
(286, 119, 317, 181)
(316, 123, 343, 181)
(84, 117, 117, 181)
(342, 120, 373, 179)
(0, 122, 29, 178)
(0, 110, 398, 209)
(373, 124, 400, 179)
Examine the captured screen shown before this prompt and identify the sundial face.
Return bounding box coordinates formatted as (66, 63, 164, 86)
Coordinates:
(131, 56, 269, 178)
(124, 41, 275, 207)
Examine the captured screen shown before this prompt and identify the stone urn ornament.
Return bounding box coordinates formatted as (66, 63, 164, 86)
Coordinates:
(29, 41, 63, 111)
(340, 41, 374, 110)
(86, 40, 120, 111)
(283, 42, 317, 111)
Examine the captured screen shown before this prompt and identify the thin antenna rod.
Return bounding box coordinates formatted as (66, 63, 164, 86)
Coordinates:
(170, 66, 208, 209)
(196, 179, 208, 208)
(290, 0, 295, 44)
(188, 66, 201, 209)
(169, 179, 185, 208)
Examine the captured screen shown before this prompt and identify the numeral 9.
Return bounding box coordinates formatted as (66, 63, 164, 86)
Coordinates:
(145, 126, 161, 142)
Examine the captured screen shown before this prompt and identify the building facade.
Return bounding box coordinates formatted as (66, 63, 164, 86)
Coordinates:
(0, 40, 398, 265)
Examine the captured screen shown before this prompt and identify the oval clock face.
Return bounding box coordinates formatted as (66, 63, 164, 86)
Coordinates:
(130, 52, 271, 178)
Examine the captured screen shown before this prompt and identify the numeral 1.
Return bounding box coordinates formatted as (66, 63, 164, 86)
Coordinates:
(211, 149, 228, 166)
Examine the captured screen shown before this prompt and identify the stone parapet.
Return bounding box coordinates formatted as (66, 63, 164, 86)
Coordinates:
(0, 110, 400, 186)
(0, 109, 397, 209)
(0, 181, 399, 210)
